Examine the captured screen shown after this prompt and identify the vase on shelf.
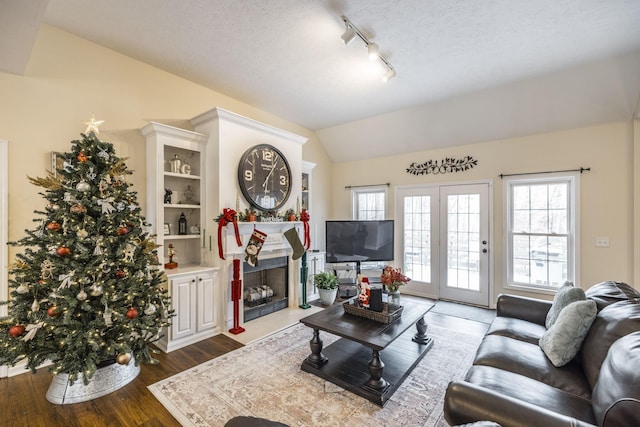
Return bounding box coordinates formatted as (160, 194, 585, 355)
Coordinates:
(388, 290, 401, 312)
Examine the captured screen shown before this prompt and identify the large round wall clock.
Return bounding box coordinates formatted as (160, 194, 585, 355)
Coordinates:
(238, 144, 292, 212)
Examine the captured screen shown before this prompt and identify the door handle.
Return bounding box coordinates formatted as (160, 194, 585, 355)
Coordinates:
(482, 249, 488, 253)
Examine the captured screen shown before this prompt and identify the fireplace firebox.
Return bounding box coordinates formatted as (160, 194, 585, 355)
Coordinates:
(243, 256, 289, 322)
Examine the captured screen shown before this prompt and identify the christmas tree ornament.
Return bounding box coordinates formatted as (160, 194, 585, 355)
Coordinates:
(244, 228, 267, 267)
(9, 325, 26, 338)
(116, 352, 132, 365)
(76, 180, 91, 192)
(41, 260, 55, 279)
(48, 203, 60, 211)
(76, 228, 88, 238)
(86, 166, 97, 181)
(123, 244, 136, 263)
(47, 306, 60, 317)
(116, 226, 129, 236)
(56, 246, 71, 257)
(16, 283, 29, 294)
(46, 221, 62, 232)
(76, 290, 88, 301)
(143, 303, 156, 315)
(77, 152, 88, 162)
(89, 284, 103, 296)
(126, 307, 139, 319)
(83, 115, 104, 134)
(115, 270, 126, 279)
(70, 203, 87, 214)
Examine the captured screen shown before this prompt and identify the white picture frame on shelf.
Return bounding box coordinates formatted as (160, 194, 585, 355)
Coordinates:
(163, 223, 171, 235)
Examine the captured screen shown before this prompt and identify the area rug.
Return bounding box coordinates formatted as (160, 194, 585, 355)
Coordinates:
(148, 323, 481, 427)
(431, 300, 496, 324)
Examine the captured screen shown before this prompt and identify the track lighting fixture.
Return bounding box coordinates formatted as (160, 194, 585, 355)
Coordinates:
(340, 15, 396, 82)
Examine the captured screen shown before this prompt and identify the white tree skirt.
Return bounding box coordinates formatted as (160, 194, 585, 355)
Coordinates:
(46, 359, 140, 404)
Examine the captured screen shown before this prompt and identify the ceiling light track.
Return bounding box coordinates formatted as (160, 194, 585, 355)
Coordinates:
(341, 15, 396, 82)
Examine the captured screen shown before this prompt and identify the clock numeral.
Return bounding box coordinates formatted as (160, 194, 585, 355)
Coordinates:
(262, 151, 273, 162)
(244, 170, 253, 181)
(279, 175, 287, 186)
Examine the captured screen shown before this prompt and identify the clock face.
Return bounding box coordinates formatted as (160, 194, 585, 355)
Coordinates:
(238, 144, 292, 211)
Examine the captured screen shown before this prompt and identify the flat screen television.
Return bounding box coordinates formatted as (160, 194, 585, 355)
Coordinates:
(325, 220, 394, 264)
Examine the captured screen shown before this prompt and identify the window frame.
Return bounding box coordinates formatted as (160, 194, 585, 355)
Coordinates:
(504, 172, 580, 294)
(351, 186, 388, 220)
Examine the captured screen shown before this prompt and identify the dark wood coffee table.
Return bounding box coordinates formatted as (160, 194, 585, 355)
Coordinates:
(300, 300, 434, 406)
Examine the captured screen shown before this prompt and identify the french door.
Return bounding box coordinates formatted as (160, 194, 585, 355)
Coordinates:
(396, 182, 491, 306)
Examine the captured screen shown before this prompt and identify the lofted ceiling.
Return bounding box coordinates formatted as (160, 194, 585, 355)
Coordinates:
(2, 0, 640, 162)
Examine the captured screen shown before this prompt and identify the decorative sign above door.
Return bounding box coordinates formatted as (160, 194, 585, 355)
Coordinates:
(406, 155, 477, 176)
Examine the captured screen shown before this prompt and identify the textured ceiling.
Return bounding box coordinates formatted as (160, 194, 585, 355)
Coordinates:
(4, 0, 640, 162)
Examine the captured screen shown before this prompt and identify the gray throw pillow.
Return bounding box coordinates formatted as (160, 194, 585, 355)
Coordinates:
(545, 281, 585, 328)
(540, 300, 597, 367)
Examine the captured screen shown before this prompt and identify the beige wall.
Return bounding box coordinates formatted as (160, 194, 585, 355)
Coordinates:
(0, 25, 332, 262)
(332, 121, 635, 299)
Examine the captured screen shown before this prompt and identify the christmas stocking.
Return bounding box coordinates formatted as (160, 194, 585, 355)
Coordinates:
(284, 227, 305, 260)
(244, 228, 267, 267)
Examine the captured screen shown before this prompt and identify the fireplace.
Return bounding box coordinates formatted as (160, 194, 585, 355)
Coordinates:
(242, 256, 289, 322)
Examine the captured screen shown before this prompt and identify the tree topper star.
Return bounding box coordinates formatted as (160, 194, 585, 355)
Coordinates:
(83, 115, 104, 135)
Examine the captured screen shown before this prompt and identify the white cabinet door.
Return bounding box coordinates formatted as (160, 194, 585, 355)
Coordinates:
(196, 270, 217, 332)
(171, 274, 197, 340)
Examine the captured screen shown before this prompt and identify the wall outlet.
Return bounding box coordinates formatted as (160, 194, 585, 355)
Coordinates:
(595, 237, 610, 247)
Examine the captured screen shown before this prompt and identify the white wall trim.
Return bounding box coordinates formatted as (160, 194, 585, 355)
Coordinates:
(0, 140, 8, 378)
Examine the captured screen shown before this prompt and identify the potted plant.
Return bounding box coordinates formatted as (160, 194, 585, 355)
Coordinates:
(314, 271, 339, 305)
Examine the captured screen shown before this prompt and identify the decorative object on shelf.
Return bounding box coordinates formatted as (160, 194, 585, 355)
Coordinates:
(357, 275, 371, 308)
(314, 271, 339, 306)
(238, 144, 292, 212)
(286, 208, 297, 221)
(244, 228, 267, 267)
(165, 244, 177, 269)
(215, 208, 242, 260)
(163, 223, 170, 235)
(300, 209, 311, 250)
(381, 266, 410, 311)
(189, 224, 200, 235)
(164, 188, 172, 204)
(406, 155, 478, 176)
(169, 155, 181, 173)
(229, 259, 245, 335)
(180, 162, 191, 175)
(178, 212, 188, 235)
(183, 185, 195, 204)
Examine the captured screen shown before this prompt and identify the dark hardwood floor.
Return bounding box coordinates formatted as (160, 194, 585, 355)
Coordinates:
(1, 302, 490, 427)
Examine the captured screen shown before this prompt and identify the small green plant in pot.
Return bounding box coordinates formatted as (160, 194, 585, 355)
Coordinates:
(314, 271, 339, 305)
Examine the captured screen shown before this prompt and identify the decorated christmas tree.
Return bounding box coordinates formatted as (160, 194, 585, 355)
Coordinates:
(0, 117, 172, 384)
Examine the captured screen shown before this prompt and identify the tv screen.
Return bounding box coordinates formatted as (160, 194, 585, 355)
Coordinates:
(325, 220, 394, 263)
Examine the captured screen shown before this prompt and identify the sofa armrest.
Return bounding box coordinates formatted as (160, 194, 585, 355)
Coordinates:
(496, 293, 551, 326)
(444, 381, 596, 427)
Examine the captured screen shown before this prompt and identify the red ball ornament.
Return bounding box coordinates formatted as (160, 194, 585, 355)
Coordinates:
(116, 226, 129, 236)
(115, 270, 126, 278)
(8, 325, 25, 337)
(56, 246, 71, 257)
(47, 306, 61, 317)
(46, 221, 62, 232)
(126, 307, 139, 319)
(77, 152, 88, 162)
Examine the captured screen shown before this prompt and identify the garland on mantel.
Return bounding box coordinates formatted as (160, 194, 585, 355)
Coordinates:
(406, 155, 478, 176)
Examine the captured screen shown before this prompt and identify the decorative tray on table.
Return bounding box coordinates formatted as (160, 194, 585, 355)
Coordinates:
(342, 301, 404, 324)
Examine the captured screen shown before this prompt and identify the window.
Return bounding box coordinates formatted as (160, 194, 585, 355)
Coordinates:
(352, 186, 387, 220)
(505, 173, 579, 290)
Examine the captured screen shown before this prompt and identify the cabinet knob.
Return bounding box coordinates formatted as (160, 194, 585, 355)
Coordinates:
(192, 279, 196, 283)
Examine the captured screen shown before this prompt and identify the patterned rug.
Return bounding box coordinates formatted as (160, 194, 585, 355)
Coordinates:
(148, 323, 481, 427)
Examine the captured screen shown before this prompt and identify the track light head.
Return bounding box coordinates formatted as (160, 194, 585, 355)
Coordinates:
(383, 67, 396, 83)
(367, 43, 379, 60)
(341, 27, 356, 45)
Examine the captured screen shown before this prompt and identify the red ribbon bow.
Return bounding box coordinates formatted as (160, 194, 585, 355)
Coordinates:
(300, 209, 311, 250)
(218, 208, 242, 260)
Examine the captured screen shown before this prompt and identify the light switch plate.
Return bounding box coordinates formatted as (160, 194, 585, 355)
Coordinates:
(595, 237, 609, 247)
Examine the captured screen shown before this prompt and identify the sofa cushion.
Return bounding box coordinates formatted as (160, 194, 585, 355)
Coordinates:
(473, 335, 592, 399)
(580, 298, 640, 389)
(585, 281, 640, 311)
(464, 365, 597, 425)
(539, 300, 597, 367)
(545, 282, 585, 329)
(592, 331, 640, 427)
(486, 316, 546, 345)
